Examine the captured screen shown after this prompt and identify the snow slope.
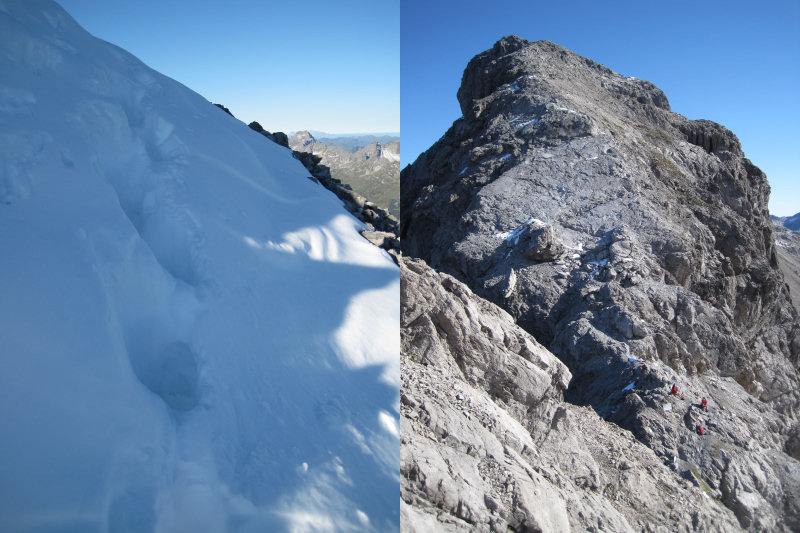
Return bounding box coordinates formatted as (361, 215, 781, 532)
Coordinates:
(0, 1, 398, 531)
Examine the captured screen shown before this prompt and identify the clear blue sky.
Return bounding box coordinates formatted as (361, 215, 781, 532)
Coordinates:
(401, 0, 800, 216)
(57, 0, 399, 135)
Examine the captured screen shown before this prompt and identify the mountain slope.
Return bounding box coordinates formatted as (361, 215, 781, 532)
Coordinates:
(401, 257, 742, 532)
(402, 36, 799, 530)
(0, 1, 398, 531)
(290, 131, 400, 218)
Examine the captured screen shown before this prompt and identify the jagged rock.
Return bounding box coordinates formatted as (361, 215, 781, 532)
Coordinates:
(290, 130, 400, 219)
(402, 36, 800, 530)
(267, 131, 289, 148)
(360, 229, 399, 253)
(247, 121, 289, 148)
(401, 257, 742, 532)
(213, 102, 233, 116)
(519, 219, 564, 262)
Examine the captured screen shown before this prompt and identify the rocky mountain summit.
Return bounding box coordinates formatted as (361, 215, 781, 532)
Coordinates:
(290, 130, 401, 218)
(401, 36, 800, 530)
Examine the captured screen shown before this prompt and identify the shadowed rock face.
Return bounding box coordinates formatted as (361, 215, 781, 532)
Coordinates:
(402, 36, 800, 530)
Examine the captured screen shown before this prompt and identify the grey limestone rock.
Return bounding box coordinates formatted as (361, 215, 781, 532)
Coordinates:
(290, 130, 401, 219)
(401, 257, 741, 532)
(402, 37, 800, 530)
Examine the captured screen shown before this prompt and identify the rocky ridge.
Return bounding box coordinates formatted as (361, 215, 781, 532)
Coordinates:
(401, 36, 800, 530)
(242, 119, 399, 253)
(290, 130, 401, 219)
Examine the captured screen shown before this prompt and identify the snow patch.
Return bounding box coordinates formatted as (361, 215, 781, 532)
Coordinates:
(516, 118, 539, 128)
(330, 278, 400, 386)
(495, 217, 539, 245)
(381, 150, 400, 162)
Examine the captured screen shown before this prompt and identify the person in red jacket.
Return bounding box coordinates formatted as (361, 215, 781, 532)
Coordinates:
(701, 397, 708, 409)
(697, 424, 706, 435)
(669, 384, 683, 399)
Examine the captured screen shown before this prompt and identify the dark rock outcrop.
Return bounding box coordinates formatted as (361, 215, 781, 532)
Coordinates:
(402, 37, 799, 530)
(213, 102, 234, 116)
(248, 121, 289, 148)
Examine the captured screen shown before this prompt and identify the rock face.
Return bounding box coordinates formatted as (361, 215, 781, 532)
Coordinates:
(234, 121, 400, 252)
(773, 212, 800, 232)
(290, 130, 401, 218)
(401, 257, 744, 532)
(402, 36, 800, 530)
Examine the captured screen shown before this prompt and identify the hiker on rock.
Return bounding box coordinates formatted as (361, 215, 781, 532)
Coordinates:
(696, 424, 705, 435)
(700, 397, 708, 410)
(670, 384, 683, 399)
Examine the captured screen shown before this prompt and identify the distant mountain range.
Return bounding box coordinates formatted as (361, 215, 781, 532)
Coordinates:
(772, 212, 800, 231)
(771, 213, 800, 313)
(290, 131, 400, 218)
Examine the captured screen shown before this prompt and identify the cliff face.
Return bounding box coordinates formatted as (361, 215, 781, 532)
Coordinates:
(401, 257, 745, 532)
(401, 36, 800, 530)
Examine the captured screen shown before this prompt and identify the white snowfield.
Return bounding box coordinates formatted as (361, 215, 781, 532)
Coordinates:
(0, 1, 399, 531)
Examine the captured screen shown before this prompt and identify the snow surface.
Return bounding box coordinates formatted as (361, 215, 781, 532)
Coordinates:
(0, 1, 398, 531)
